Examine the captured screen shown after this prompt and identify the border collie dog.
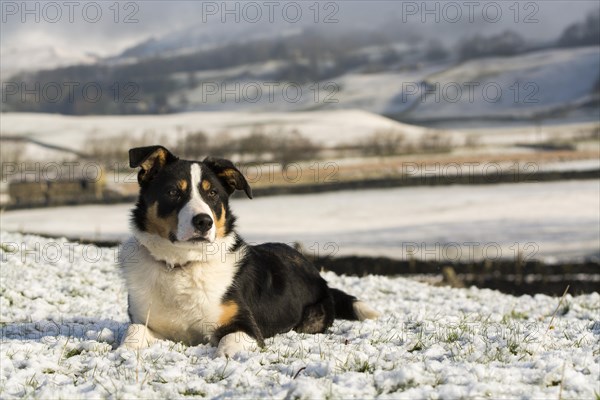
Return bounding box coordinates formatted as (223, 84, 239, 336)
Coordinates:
(120, 146, 379, 357)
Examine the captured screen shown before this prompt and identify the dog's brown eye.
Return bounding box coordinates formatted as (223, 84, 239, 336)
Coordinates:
(208, 189, 218, 198)
(168, 189, 180, 198)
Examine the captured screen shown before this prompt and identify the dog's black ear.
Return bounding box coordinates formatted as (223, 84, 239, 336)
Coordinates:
(203, 156, 252, 199)
(129, 145, 178, 184)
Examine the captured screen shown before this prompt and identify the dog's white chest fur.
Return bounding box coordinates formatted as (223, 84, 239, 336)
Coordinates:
(119, 235, 239, 345)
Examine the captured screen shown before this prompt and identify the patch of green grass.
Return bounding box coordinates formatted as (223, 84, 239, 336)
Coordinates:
(181, 388, 207, 396)
(65, 348, 83, 358)
(510, 310, 528, 320)
(355, 360, 374, 373)
(508, 342, 519, 356)
(377, 378, 418, 395)
(152, 374, 168, 384)
(445, 330, 460, 343)
(205, 358, 234, 383)
(408, 341, 423, 353)
(67, 288, 85, 297)
(25, 374, 42, 391)
(502, 309, 529, 323)
(370, 330, 400, 345)
(0, 243, 16, 253)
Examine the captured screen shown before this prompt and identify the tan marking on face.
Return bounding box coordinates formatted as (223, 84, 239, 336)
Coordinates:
(212, 204, 227, 238)
(218, 300, 239, 326)
(202, 180, 211, 191)
(145, 202, 178, 239)
(178, 179, 188, 192)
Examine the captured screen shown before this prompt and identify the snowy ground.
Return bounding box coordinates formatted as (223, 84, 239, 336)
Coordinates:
(0, 110, 434, 160)
(0, 232, 598, 398)
(2, 180, 599, 262)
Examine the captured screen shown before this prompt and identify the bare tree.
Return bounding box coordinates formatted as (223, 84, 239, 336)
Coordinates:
(270, 129, 320, 167)
(209, 131, 237, 159)
(362, 129, 409, 156)
(174, 131, 209, 159)
(237, 126, 273, 162)
(419, 131, 452, 152)
(0, 141, 26, 180)
(84, 130, 170, 165)
(558, 9, 600, 48)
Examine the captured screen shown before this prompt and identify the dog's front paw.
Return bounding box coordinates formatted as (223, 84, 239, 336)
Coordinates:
(120, 324, 157, 349)
(215, 332, 257, 358)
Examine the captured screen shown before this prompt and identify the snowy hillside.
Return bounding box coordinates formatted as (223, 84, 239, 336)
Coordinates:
(0, 232, 598, 398)
(166, 46, 600, 120)
(0, 110, 435, 159)
(403, 46, 600, 122)
(0, 45, 98, 81)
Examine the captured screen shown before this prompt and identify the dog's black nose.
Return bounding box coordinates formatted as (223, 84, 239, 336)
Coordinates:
(192, 213, 213, 233)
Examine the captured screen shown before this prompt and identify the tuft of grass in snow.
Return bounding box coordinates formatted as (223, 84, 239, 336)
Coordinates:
(0, 243, 17, 253)
(181, 388, 207, 397)
(64, 347, 83, 358)
(502, 309, 529, 323)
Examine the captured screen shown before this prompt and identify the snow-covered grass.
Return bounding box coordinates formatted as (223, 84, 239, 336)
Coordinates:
(1, 232, 599, 398)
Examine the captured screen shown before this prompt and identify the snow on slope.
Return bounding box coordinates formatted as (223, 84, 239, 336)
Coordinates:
(325, 66, 444, 116)
(0, 45, 97, 81)
(406, 46, 600, 121)
(0, 110, 434, 157)
(0, 232, 598, 398)
(166, 46, 599, 120)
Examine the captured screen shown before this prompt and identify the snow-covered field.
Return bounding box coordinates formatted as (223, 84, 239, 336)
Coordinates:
(2, 109, 597, 165)
(0, 232, 598, 398)
(2, 180, 599, 261)
(0, 110, 437, 160)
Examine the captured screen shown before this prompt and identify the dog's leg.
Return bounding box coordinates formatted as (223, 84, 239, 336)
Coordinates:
(215, 332, 257, 357)
(212, 310, 265, 357)
(295, 294, 335, 334)
(120, 323, 160, 349)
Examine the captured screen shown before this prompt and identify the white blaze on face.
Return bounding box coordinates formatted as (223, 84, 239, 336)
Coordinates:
(176, 163, 216, 242)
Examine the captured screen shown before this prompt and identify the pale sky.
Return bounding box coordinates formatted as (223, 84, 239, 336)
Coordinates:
(1, 1, 597, 59)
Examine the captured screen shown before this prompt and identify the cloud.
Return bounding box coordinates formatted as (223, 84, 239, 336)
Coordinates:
(0, 0, 596, 60)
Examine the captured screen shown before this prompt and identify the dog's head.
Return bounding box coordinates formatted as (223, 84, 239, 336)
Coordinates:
(129, 145, 252, 245)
